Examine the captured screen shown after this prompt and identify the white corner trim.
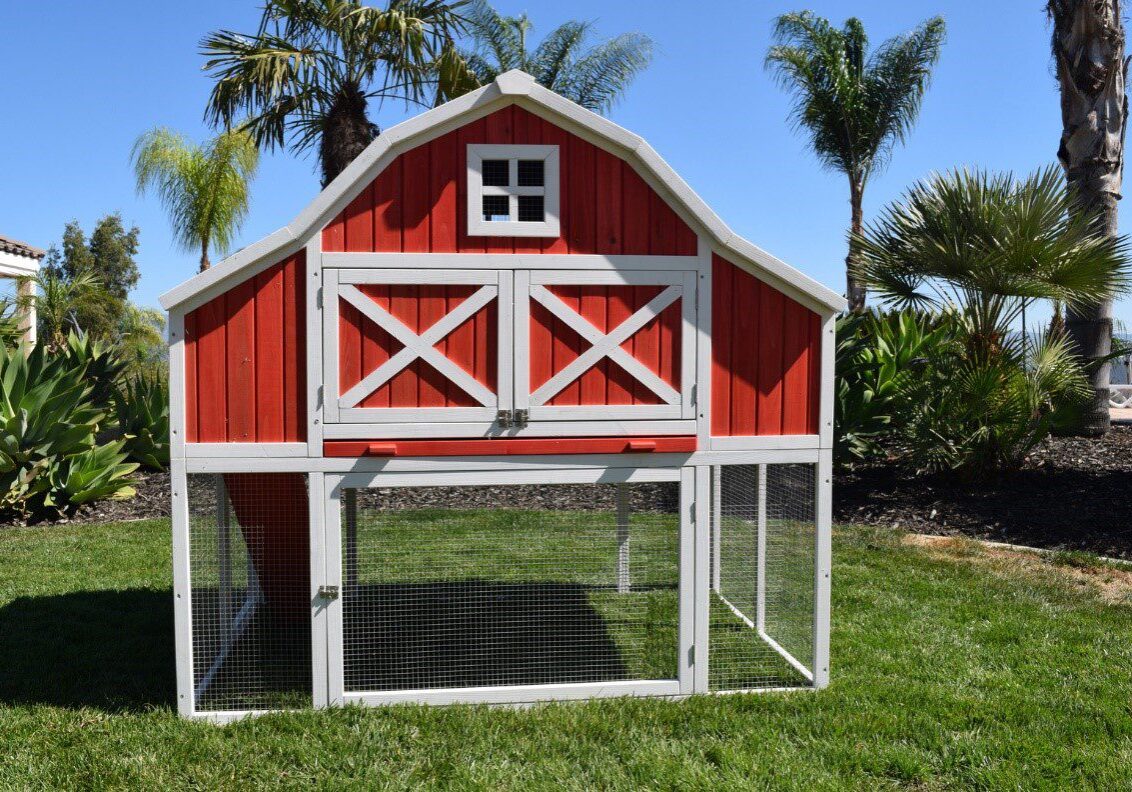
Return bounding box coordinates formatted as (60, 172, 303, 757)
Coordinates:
(159, 69, 847, 315)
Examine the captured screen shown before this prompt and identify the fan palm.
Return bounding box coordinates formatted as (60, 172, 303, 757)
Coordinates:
(201, 0, 472, 187)
(132, 129, 259, 272)
(766, 12, 945, 312)
(1047, 0, 1128, 434)
(461, 2, 653, 113)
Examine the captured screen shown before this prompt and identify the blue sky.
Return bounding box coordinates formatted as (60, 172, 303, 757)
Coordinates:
(0, 0, 1110, 324)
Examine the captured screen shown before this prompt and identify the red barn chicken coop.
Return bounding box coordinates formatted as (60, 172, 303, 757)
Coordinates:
(161, 71, 845, 721)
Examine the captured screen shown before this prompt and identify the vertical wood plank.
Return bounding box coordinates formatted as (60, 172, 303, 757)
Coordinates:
(254, 263, 285, 442)
(402, 144, 432, 253)
(343, 183, 374, 252)
(808, 311, 822, 435)
(416, 285, 447, 406)
(184, 312, 199, 443)
(632, 287, 661, 405)
(730, 266, 759, 436)
(361, 285, 393, 408)
(512, 109, 544, 255)
(283, 251, 306, 442)
(567, 134, 596, 254)
(540, 119, 570, 254)
(649, 191, 676, 256)
(484, 106, 516, 255)
(757, 283, 786, 434)
(710, 255, 732, 436)
(551, 287, 582, 405)
(429, 133, 458, 253)
(390, 285, 419, 407)
(373, 159, 403, 252)
(322, 211, 345, 252)
(781, 299, 813, 435)
(194, 297, 228, 442)
(595, 149, 623, 255)
(224, 281, 256, 441)
(606, 286, 634, 404)
(621, 163, 651, 255)
(579, 286, 607, 405)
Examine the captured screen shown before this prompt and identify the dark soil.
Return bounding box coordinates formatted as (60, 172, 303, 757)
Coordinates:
(8, 427, 1132, 560)
(836, 424, 1132, 559)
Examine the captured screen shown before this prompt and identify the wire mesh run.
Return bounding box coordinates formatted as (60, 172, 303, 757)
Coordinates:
(708, 464, 816, 691)
(340, 482, 680, 693)
(187, 473, 312, 712)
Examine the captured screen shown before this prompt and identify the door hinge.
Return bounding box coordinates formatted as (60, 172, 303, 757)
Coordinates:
(318, 585, 339, 601)
(497, 409, 529, 429)
(496, 409, 512, 428)
(513, 408, 529, 428)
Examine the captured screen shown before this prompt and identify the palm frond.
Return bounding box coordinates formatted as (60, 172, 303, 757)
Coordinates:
(563, 33, 654, 112)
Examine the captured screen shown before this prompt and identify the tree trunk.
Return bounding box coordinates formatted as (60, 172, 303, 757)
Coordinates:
(200, 238, 210, 273)
(1049, 0, 1129, 435)
(320, 84, 381, 187)
(846, 178, 867, 313)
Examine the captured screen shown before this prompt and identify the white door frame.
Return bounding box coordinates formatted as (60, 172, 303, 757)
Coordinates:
(319, 466, 693, 707)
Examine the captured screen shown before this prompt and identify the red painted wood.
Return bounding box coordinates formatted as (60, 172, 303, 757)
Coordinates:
(324, 436, 697, 457)
(184, 312, 199, 442)
(781, 298, 812, 435)
(710, 255, 732, 436)
(579, 286, 607, 405)
(223, 473, 310, 625)
(185, 253, 306, 443)
(711, 254, 822, 437)
(729, 263, 758, 436)
(605, 286, 635, 404)
(254, 265, 284, 441)
(321, 105, 696, 255)
(757, 284, 785, 434)
(343, 182, 374, 252)
(194, 296, 227, 442)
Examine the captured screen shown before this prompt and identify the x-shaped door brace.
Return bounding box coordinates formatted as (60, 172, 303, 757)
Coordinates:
(529, 284, 683, 407)
(337, 284, 498, 408)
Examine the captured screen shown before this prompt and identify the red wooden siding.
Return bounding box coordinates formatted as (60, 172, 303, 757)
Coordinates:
(322, 105, 698, 255)
(530, 285, 681, 406)
(338, 285, 497, 406)
(184, 251, 307, 443)
(711, 254, 821, 436)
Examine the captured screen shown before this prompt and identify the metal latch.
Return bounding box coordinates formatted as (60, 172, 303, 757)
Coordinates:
(318, 585, 339, 601)
(496, 409, 512, 428)
(513, 409, 529, 428)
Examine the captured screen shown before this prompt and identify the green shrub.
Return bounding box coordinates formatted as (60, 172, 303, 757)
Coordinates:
(835, 309, 955, 464)
(60, 332, 127, 411)
(114, 374, 170, 470)
(0, 339, 136, 521)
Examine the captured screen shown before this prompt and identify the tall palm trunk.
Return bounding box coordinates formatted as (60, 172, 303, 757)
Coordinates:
(1050, 0, 1129, 435)
(200, 239, 211, 273)
(320, 84, 380, 187)
(846, 177, 867, 312)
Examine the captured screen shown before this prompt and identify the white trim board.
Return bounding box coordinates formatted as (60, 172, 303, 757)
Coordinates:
(159, 70, 846, 316)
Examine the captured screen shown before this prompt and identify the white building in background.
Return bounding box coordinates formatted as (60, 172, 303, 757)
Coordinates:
(0, 234, 42, 344)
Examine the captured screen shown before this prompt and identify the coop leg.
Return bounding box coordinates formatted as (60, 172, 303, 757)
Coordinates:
(756, 464, 767, 632)
(711, 465, 722, 594)
(344, 488, 358, 598)
(616, 484, 630, 594)
(215, 476, 233, 641)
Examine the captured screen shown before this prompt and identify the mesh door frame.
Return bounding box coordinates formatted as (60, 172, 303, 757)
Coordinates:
(321, 466, 695, 707)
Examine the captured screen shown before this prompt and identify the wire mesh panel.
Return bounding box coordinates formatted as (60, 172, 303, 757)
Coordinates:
(187, 473, 312, 712)
(709, 464, 816, 691)
(339, 482, 680, 693)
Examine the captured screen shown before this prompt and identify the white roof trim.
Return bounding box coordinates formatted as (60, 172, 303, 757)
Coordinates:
(161, 70, 846, 314)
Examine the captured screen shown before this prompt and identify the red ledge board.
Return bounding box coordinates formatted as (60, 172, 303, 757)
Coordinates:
(324, 437, 698, 458)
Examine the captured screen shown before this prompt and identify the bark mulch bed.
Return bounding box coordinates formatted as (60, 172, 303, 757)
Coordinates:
(836, 424, 1132, 559)
(7, 427, 1132, 560)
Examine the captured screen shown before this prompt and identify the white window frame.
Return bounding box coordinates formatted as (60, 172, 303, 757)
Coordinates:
(467, 144, 561, 238)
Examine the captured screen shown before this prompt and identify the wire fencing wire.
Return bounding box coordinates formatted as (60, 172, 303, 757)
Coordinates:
(340, 483, 680, 693)
(709, 464, 816, 691)
(188, 473, 312, 712)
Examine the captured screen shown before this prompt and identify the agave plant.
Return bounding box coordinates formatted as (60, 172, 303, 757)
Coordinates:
(0, 341, 135, 520)
(61, 332, 128, 411)
(114, 374, 170, 470)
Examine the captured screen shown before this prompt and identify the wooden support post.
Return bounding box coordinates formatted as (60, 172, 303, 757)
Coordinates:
(711, 465, 722, 593)
(616, 484, 630, 594)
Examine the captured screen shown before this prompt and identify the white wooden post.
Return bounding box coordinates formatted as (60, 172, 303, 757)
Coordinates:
(616, 484, 630, 594)
(756, 464, 767, 632)
(16, 276, 35, 346)
(711, 465, 721, 593)
(813, 452, 833, 689)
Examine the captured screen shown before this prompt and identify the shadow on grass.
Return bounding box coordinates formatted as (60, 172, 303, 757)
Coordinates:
(344, 581, 633, 691)
(0, 588, 175, 712)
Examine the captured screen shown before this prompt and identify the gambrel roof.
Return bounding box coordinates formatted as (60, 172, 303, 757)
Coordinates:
(160, 70, 847, 315)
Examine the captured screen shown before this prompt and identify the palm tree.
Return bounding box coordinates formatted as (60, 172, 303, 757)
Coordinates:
(201, 0, 471, 187)
(1047, 0, 1129, 435)
(855, 166, 1131, 362)
(25, 271, 102, 351)
(854, 167, 1132, 473)
(765, 12, 946, 312)
(461, 2, 654, 113)
(132, 129, 259, 272)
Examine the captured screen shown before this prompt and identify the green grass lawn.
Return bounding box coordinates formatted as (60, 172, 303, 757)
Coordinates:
(1, 518, 1131, 790)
